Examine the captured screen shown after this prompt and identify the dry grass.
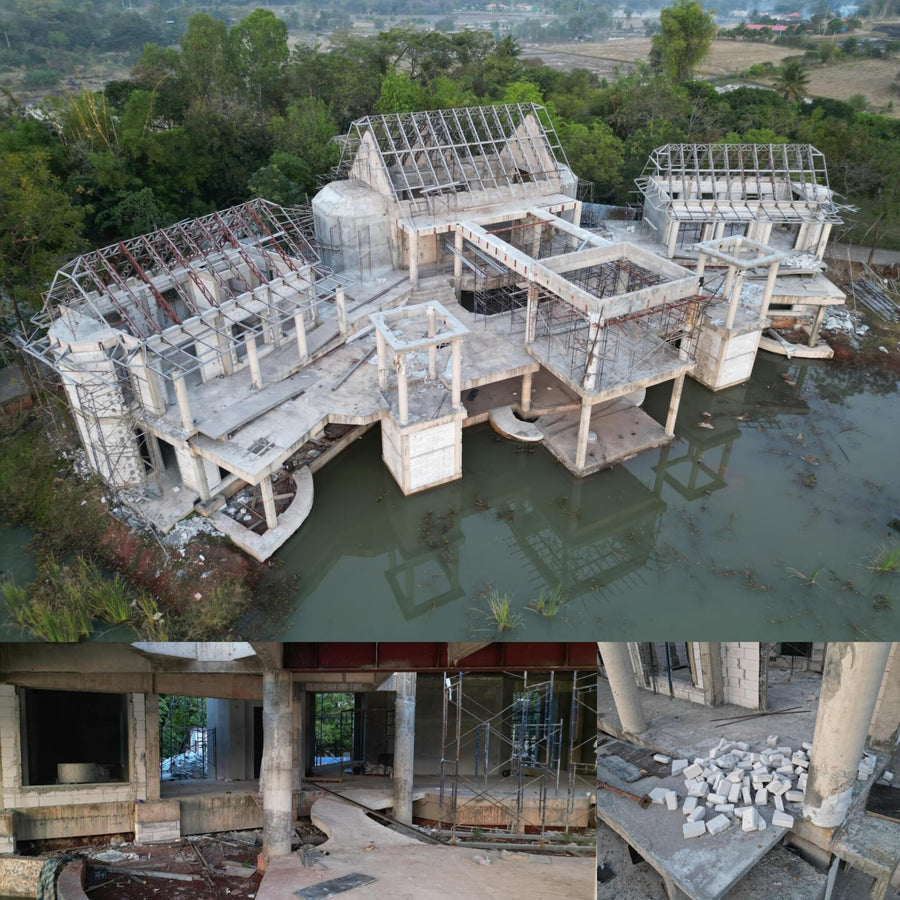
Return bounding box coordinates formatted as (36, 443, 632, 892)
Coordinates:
(537, 38, 899, 114)
(804, 57, 898, 111)
(539, 38, 797, 73)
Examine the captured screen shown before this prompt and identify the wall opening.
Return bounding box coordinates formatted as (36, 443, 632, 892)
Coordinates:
(159, 695, 213, 781)
(312, 692, 356, 771)
(21, 688, 128, 786)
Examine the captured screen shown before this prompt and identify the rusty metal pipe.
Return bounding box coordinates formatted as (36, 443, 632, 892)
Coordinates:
(596, 780, 653, 809)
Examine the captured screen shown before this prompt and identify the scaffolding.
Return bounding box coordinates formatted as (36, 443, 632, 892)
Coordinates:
(338, 104, 570, 204)
(531, 286, 708, 393)
(437, 671, 595, 843)
(637, 143, 841, 224)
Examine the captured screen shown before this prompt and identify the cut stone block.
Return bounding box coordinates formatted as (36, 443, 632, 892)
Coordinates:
(688, 806, 706, 823)
(672, 759, 689, 776)
(706, 814, 731, 836)
(772, 811, 794, 829)
(682, 764, 704, 781)
(654, 754, 672, 764)
(742, 807, 760, 832)
(649, 788, 670, 804)
(666, 791, 679, 811)
(683, 820, 707, 839)
(683, 796, 698, 815)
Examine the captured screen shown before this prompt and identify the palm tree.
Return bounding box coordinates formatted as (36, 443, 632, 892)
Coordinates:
(773, 60, 810, 103)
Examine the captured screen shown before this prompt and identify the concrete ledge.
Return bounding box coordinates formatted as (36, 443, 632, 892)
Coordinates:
(134, 799, 180, 823)
(13, 802, 134, 841)
(56, 860, 88, 900)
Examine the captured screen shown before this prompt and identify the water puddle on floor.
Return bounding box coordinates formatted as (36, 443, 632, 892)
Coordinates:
(232, 354, 897, 640)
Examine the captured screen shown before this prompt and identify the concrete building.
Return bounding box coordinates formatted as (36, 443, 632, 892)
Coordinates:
(596, 642, 900, 900)
(22, 113, 845, 560)
(0, 641, 596, 897)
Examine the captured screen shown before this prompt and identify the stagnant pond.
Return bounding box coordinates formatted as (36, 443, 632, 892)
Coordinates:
(247, 353, 900, 642)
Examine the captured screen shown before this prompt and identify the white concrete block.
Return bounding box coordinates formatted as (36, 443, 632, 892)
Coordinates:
(666, 791, 679, 811)
(774, 794, 784, 813)
(682, 764, 704, 780)
(689, 781, 709, 798)
(766, 735, 778, 746)
(801, 741, 813, 752)
(683, 820, 707, 839)
(757, 813, 767, 831)
(772, 811, 794, 829)
(654, 754, 672, 764)
(649, 787, 669, 804)
(741, 786, 752, 805)
(688, 806, 706, 823)
(798, 773, 808, 789)
(708, 793, 728, 805)
(683, 796, 698, 816)
(728, 783, 742, 804)
(672, 759, 689, 776)
(736, 742, 750, 752)
(727, 770, 743, 783)
(785, 790, 804, 803)
(755, 789, 768, 806)
(706, 814, 731, 836)
(742, 807, 760, 832)
(715, 804, 735, 814)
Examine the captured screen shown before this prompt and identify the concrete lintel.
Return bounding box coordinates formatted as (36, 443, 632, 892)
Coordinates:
(694, 235, 787, 270)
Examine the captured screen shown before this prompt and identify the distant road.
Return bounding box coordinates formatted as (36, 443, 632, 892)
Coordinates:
(826, 242, 900, 266)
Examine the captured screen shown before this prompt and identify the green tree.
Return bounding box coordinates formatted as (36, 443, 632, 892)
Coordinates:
(773, 60, 810, 102)
(230, 9, 289, 111)
(651, 0, 717, 83)
(178, 13, 236, 109)
(375, 71, 430, 114)
(559, 120, 624, 198)
(0, 151, 84, 331)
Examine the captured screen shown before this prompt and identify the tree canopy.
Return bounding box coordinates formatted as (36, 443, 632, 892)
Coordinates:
(652, 0, 717, 83)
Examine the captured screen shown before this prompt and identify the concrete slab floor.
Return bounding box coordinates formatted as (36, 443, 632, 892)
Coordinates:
(256, 797, 593, 900)
(596, 668, 821, 760)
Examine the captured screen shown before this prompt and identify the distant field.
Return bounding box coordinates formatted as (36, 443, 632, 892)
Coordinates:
(531, 38, 899, 115)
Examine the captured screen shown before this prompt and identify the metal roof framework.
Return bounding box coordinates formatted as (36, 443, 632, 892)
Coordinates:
(22, 200, 349, 389)
(338, 104, 570, 202)
(35, 199, 320, 340)
(637, 143, 842, 224)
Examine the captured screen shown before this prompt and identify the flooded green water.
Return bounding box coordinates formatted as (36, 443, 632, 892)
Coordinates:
(0, 521, 36, 639)
(252, 353, 900, 642)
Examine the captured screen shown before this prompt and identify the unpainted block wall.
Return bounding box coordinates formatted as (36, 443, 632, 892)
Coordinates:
(0, 685, 149, 839)
(722, 643, 763, 709)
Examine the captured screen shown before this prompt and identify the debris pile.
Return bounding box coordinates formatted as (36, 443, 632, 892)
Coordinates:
(645, 736, 884, 842)
(161, 748, 207, 780)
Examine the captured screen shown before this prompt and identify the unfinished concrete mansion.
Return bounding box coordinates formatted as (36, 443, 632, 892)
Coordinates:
(23, 104, 845, 559)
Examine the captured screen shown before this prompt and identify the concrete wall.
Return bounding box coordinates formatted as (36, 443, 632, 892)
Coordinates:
(207, 698, 261, 781)
(692, 321, 762, 392)
(381, 416, 462, 494)
(0, 685, 148, 840)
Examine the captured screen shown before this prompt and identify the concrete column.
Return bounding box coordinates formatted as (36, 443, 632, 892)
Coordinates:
(174, 377, 193, 432)
(665, 372, 686, 436)
(260, 474, 278, 531)
(759, 261, 781, 321)
(725, 270, 745, 330)
(666, 220, 679, 258)
(868, 643, 900, 750)
(525, 283, 539, 344)
(699, 643, 725, 707)
(376, 329, 388, 391)
(191, 453, 211, 502)
(802, 643, 892, 831)
(815, 222, 832, 260)
(294, 312, 308, 363)
(695, 251, 707, 281)
(598, 643, 647, 735)
(145, 694, 160, 801)
(572, 200, 583, 228)
(582, 314, 602, 392)
(453, 229, 463, 285)
(409, 230, 419, 287)
(427, 307, 437, 380)
(520, 371, 533, 414)
(392, 673, 416, 825)
(335, 288, 347, 335)
(397, 354, 409, 425)
(808, 305, 827, 347)
(574, 397, 593, 471)
(246, 336, 263, 390)
(714, 221, 726, 240)
(261, 669, 294, 861)
(292, 683, 307, 785)
(451, 341, 461, 410)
